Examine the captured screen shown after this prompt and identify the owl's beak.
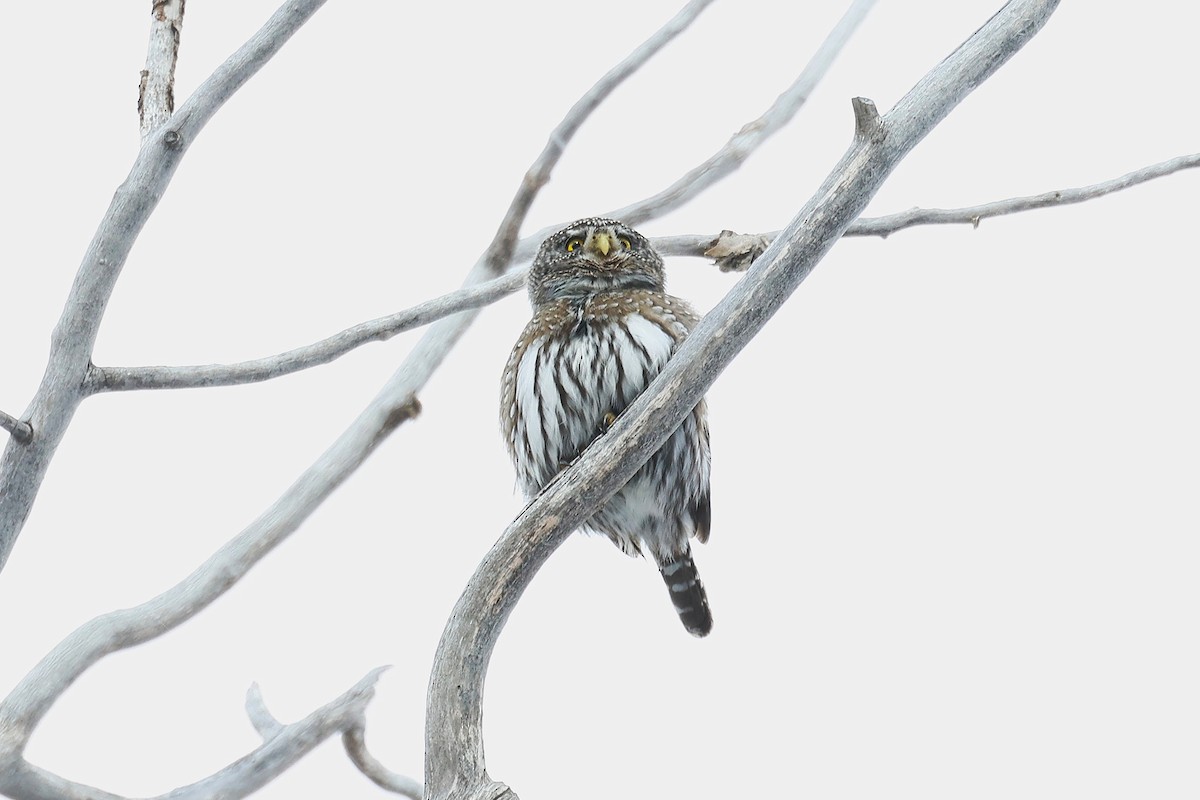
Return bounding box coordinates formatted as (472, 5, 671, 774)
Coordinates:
(589, 232, 613, 258)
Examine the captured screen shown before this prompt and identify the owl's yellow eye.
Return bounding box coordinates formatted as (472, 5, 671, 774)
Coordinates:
(619, 237, 633, 249)
(565, 238, 583, 253)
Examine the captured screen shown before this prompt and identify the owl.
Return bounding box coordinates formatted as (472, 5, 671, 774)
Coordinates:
(500, 217, 713, 636)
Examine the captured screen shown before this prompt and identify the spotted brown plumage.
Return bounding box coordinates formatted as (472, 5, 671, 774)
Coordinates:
(500, 217, 714, 636)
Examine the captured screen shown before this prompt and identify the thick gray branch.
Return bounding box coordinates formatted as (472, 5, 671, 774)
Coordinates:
(423, 2, 1060, 799)
(139, 0, 186, 136)
(0, 0, 328, 574)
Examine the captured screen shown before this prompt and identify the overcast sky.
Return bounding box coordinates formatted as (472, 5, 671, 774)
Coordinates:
(1, 3, 1197, 799)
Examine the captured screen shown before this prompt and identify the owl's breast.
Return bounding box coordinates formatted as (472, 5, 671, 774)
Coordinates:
(503, 304, 677, 495)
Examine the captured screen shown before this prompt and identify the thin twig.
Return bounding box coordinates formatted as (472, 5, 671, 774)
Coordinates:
(0, 410, 31, 445)
(90, 270, 526, 392)
(139, 0, 186, 136)
(422, 2, 1061, 799)
(0, 0, 329, 575)
(652, 151, 1200, 267)
(344, 726, 423, 799)
(610, 0, 877, 225)
(245, 682, 286, 740)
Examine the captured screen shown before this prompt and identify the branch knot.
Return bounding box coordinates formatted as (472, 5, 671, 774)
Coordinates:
(851, 96, 884, 143)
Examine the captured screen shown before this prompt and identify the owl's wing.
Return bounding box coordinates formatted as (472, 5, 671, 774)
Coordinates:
(640, 293, 712, 544)
(637, 292, 700, 345)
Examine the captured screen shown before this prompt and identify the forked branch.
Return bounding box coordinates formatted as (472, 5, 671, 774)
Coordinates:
(0, 669, 390, 800)
(248, 675, 423, 799)
(0, 0, 330, 574)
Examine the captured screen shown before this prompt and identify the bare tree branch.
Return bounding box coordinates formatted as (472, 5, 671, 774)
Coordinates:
(89, 271, 527, 392)
(0, 765, 124, 800)
(423, 3, 1061, 799)
(344, 726, 423, 799)
(139, 0, 186, 136)
(0, 0, 329, 574)
(0, 668, 388, 800)
(846, 150, 1200, 237)
(0, 411, 31, 445)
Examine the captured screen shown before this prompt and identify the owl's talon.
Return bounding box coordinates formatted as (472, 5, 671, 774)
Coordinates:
(602, 411, 617, 430)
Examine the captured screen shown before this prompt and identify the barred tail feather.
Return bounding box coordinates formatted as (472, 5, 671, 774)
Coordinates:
(660, 553, 713, 637)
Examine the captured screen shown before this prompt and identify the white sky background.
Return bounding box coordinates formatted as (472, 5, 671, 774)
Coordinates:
(1, 2, 1197, 798)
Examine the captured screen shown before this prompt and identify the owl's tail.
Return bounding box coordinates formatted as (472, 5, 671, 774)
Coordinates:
(659, 552, 713, 637)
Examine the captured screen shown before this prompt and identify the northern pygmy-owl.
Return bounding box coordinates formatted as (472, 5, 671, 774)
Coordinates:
(500, 217, 713, 636)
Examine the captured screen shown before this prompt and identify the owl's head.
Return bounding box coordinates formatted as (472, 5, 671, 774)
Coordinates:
(527, 217, 665, 306)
